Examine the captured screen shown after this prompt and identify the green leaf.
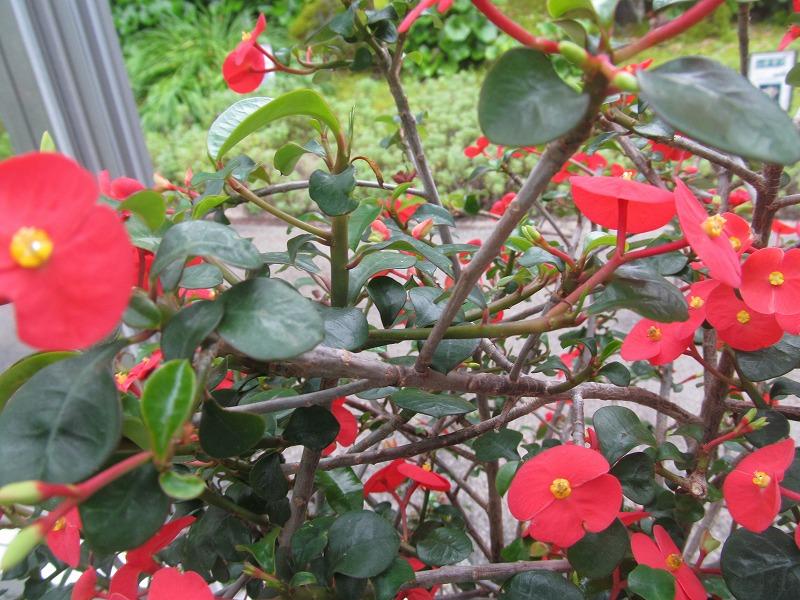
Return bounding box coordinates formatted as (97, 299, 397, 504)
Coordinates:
(745, 409, 790, 448)
(158, 470, 206, 500)
(638, 57, 800, 165)
(123, 290, 162, 330)
(0, 346, 122, 486)
(367, 277, 406, 327)
(283, 405, 340, 450)
(218, 278, 324, 361)
(593, 405, 656, 463)
(0, 352, 74, 413)
(207, 96, 271, 159)
(519, 247, 564, 272)
(473, 429, 523, 461)
(315, 467, 363, 514)
(736, 335, 800, 381)
(591, 0, 621, 25)
(501, 571, 583, 600)
(327, 510, 400, 578)
(191, 194, 229, 219)
(430, 338, 480, 374)
(199, 400, 266, 458)
(348, 252, 417, 303)
(567, 519, 629, 578)
(348, 201, 382, 249)
(179, 264, 223, 290)
(589, 264, 688, 322)
(416, 527, 472, 566)
(611, 451, 656, 504)
(317, 306, 368, 351)
(141, 360, 197, 461)
(162, 300, 224, 361)
(212, 90, 342, 160)
(274, 142, 309, 175)
(80, 463, 170, 554)
(495, 461, 519, 497)
(151, 221, 262, 289)
(479, 48, 590, 147)
(547, 0, 593, 19)
(293, 516, 335, 565)
(372, 557, 415, 600)
(600, 361, 631, 387)
(250, 452, 289, 502)
(390, 389, 475, 418)
(119, 191, 166, 230)
(721, 527, 800, 599)
(237, 528, 280, 573)
(787, 63, 800, 87)
(309, 166, 358, 216)
(627, 565, 676, 600)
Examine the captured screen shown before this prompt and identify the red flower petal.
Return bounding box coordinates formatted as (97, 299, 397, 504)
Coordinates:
(222, 47, 265, 93)
(704, 285, 782, 351)
(525, 498, 587, 547)
(570, 176, 676, 233)
(673, 279, 719, 338)
(110, 564, 141, 599)
(565, 473, 622, 533)
(364, 459, 408, 494)
(331, 398, 358, 447)
(631, 532, 664, 569)
(396, 462, 451, 491)
(126, 516, 196, 572)
(45, 508, 81, 567)
(674, 179, 741, 287)
(72, 569, 98, 600)
(621, 319, 689, 365)
(722, 211, 752, 254)
(741, 247, 800, 315)
(147, 568, 213, 600)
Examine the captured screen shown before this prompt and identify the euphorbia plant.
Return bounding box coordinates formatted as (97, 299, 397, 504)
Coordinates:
(2, 1, 800, 599)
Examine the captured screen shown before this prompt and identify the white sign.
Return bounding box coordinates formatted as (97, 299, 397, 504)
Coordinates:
(748, 51, 796, 111)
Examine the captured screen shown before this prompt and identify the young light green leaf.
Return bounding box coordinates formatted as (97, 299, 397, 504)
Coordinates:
(141, 360, 197, 461)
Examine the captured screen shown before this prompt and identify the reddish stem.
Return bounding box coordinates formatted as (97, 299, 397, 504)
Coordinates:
(622, 238, 689, 262)
(781, 486, 800, 502)
(470, 0, 559, 53)
(537, 241, 576, 268)
(616, 200, 629, 257)
(391, 489, 410, 541)
(615, 0, 725, 62)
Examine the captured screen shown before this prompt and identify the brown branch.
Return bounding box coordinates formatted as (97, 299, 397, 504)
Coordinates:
(726, 400, 800, 421)
(404, 560, 571, 589)
(752, 164, 783, 247)
(477, 394, 504, 561)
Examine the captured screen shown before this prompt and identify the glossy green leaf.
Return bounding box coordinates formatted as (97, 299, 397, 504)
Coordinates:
(151, 221, 262, 289)
(326, 510, 400, 578)
(119, 191, 166, 230)
(501, 571, 583, 600)
(372, 557, 415, 600)
(430, 338, 480, 374)
(274, 142, 309, 175)
(141, 360, 196, 461)
(567, 519, 629, 578)
(237, 528, 280, 573)
(250, 452, 289, 502)
(178, 264, 223, 290)
(207, 96, 270, 159)
(638, 57, 800, 165)
(479, 48, 590, 147)
(158, 470, 206, 500)
(721, 527, 800, 599)
(391, 389, 475, 418)
(736, 335, 800, 381)
(593, 405, 656, 463)
(367, 276, 407, 327)
(589, 264, 688, 322)
(283, 406, 340, 450)
(348, 201, 382, 249)
(746, 409, 790, 448)
(0, 346, 122, 486)
(0, 351, 74, 413)
(123, 290, 162, 330)
(191, 194, 229, 219)
(80, 463, 170, 554)
(315, 467, 363, 514)
(162, 300, 224, 361)
(627, 565, 676, 600)
(547, 0, 593, 19)
(495, 461, 519, 497)
(309, 166, 358, 216)
(600, 361, 631, 387)
(199, 400, 266, 458)
(348, 252, 417, 303)
(293, 516, 336, 566)
(416, 527, 472, 566)
(317, 306, 369, 351)
(218, 278, 324, 361)
(212, 90, 341, 160)
(611, 451, 656, 504)
(473, 429, 523, 461)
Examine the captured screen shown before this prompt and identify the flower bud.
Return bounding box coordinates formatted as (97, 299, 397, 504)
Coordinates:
(411, 218, 434, 240)
(0, 481, 43, 505)
(611, 71, 639, 93)
(521, 225, 542, 243)
(742, 408, 758, 424)
(700, 530, 721, 554)
(1, 525, 44, 571)
(749, 416, 769, 431)
(558, 41, 588, 67)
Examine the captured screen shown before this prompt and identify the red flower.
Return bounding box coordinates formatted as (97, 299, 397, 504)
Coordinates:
(673, 278, 718, 338)
(99, 170, 145, 200)
(489, 192, 515, 216)
(398, 0, 453, 33)
(740, 247, 800, 315)
(772, 219, 798, 236)
(411, 218, 434, 240)
(674, 179, 741, 288)
(45, 508, 81, 567)
(704, 284, 783, 351)
(464, 136, 490, 158)
(395, 556, 440, 600)
(553, 152, 608, 183)
(148, 567, 213, 600)
(728, 188, 751, 207)
(364, 459, 450, 494)
(631, 525, 706, 600)
(620, 318, 689, 365)
(723, 438, 795, 532)
(370, 219, 390, 241)
(649, 141, 692, 162)
(116, 349, 163, 394)
(722, 211, 752, 255)
(507, 444, 622, 547)
(0, 153, 135, 349)
(383, 197, 421, 225)
(323, 397, 359, 456)
(72, 569, 98, 600)
(570, 176, 675, 233)
(618, 510, 650, 527)
(397, 461, 451, 492)
(779, 25, 800, 51)
(222, 14, 267, 93)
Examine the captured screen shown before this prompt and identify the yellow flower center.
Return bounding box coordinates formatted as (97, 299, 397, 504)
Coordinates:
(422, 462, 432, 472)
(241, 31, 252, 41)
(665, 553, 683, 571)
(622, 171, 634, 181)
(9, 227, 53, 268)
(729, 236, 741, 251)
(646, 326, 663, 341)
(701, 214, 727, 238)
(51, 517, 67, 533)
(752, 470, 771, 488)
(736, 310, 751, 325)
(549, 478, 572, 499)
(769, 271, 785, 286)
(689, 296, 704, 309)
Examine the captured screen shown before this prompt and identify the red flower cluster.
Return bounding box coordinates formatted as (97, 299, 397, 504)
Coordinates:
(222, 14, 268, 93)
(507, 444, 622, 547)
(0, 153, 134, 349)
(489, 192, 515, 216)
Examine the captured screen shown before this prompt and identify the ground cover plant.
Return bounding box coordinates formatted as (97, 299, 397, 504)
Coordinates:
(3, 1, 800, 599)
